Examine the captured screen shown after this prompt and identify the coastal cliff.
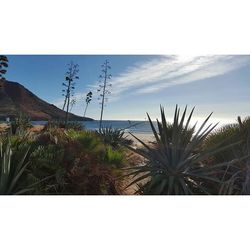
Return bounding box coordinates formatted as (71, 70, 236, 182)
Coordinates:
(0, 80, 93, 121)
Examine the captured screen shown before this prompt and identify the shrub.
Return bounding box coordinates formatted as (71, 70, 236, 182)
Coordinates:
(0, 125, 125, 194)
(29, 144, 67, 194)
(126, 106, 239, 195)
(35, 127, 69, 146)
(105, 146, 124, 167)
(205, 117, 250, 162)
(67, 154, 120, 194)
(44, 120, 84, 131)
(67, 130, 106, 158)
(204, 116, 250, 194)
(30, 128, 122, 194)
(68, 130, 99, 148)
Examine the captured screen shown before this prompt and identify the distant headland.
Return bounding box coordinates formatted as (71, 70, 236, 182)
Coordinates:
(0, 80, 93, 121)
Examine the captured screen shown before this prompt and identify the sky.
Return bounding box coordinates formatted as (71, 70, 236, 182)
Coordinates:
(5, 55, 250, 124)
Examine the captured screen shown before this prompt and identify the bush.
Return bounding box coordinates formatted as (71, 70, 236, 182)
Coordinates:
(67, 154, 121, 194)
(44, 120, 84, 131)
(28, 144, 67, 194)
(204, 116, 250, 194)
(205, 117, 250, 162)
(0, 125, 125, 194)
(105, 146, 124, 167)
(30, 127, 123, 194)
(67, 130, 99, 148)
(35, 127, 69, 146)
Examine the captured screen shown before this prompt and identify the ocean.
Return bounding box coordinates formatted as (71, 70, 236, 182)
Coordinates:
(32, 120, 154, 134)
(83, 120, 154, 134)
(31, 117, 235, 135)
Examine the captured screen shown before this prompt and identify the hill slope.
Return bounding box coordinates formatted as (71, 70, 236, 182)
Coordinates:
(0, 80, 93, 121)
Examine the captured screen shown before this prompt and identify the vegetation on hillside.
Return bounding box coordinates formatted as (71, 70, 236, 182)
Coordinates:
(0, 123, 127, 194)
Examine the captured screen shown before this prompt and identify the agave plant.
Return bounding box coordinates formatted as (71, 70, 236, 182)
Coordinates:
(126, 106, 239, 195)
(97, 126, 133, 149)
(0, 139, 31, 194)
(10, 113, 32, 135)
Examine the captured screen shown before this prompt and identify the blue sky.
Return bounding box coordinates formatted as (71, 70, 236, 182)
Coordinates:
(5, 55, 250, 123)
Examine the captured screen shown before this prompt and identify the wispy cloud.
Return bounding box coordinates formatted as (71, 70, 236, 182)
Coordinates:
(102, 55, 250, 99)
(53, 55, 250, 115)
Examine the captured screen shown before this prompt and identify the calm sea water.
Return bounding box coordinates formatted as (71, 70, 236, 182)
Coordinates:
(31, 120, 155, 134)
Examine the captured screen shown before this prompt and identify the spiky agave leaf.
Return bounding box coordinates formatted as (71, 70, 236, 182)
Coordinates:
(0, 140, 31, 195)
(97, 126, 132, 149)
(126, 105, 241, 195)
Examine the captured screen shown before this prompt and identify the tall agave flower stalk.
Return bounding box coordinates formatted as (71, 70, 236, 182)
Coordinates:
(126, 105, 240, 195)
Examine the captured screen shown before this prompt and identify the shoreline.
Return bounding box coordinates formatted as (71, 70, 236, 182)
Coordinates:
(0, 123, 154, 144)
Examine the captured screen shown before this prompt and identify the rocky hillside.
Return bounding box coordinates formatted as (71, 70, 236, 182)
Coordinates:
(0, 80, 93, 121)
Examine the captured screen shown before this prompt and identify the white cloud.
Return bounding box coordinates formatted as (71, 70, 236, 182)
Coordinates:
(53, 55, 250, 116)
(99, 55, 250, 98)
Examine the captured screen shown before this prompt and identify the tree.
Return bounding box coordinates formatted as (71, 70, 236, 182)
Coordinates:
(97, 60, 112, 130)
(61, 62, 79, 125)
(83, 91, 93, 117)
(0, 55, 9, 89)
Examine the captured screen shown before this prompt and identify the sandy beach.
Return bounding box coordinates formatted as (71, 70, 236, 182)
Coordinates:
(125, 132, 155, 146)
(0, 123, 9, 132)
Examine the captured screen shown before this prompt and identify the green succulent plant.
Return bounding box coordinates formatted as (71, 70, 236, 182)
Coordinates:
(126, 106, 239, 195)
(0, 139, 31, 194)
(97, 126, 133, 149)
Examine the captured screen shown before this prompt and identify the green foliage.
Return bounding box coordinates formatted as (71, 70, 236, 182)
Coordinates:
(29, 144, 67, 194)
(44, 120, 84, 131)
(97, 126, 133, 149)
(30, 127, 122, 194)
(126, 106, 238, 195)
(0, 138, 31, 194)
(30, 145, 63, 172)
(67, 129, 104, 154)
(205, 117, 250, 162)
(105, 146, 124, 166)
(204, 116, 250, 194)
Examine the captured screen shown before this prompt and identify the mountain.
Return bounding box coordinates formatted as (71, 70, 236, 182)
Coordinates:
(0, 80, 93, 121)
